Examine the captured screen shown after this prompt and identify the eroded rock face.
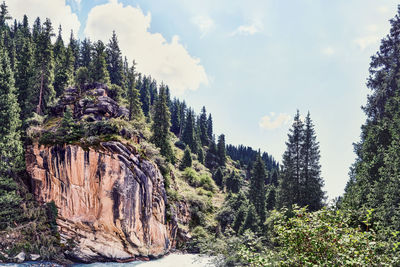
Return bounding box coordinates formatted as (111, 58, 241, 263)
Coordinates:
(26, 141, 173, 262)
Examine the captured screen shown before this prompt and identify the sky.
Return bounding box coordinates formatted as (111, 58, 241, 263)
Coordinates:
(7, 0, 400, 200)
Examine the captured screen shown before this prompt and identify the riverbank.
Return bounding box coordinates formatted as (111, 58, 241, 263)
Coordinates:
(0, 253, 215, 267)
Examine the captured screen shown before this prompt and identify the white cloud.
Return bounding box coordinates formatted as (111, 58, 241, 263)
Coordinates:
(84, 1, 208, 95)
(259, 113, 291, 130)
(354, 35, 380, 51)
(7, 0, 80, 42)
(321, 46, 335, 56)
(231, 19, 263, 36)
(354, 24, 388, 51)
(191, 15, 214, 38)
(378, 6, 389, 14)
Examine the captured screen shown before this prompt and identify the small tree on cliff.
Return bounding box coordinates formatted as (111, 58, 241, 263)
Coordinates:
(180, 146, 192, 170)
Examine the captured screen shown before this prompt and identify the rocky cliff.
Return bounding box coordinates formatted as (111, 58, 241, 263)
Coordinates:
(26, 141, 177, 262)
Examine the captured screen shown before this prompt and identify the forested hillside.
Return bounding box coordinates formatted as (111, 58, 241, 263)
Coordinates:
(0, 0, 400, 265)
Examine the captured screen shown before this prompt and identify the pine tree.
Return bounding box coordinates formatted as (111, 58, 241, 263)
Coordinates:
(106, 31, 123, 86)
(266, 185, 276, 210)
(75, 67, 89, 94)
(182, 108, 198, 153)
(232, 205, 246, 233)
(300, 112, 325, 211)
(14, 29, 35, 123)
(68, 30, 80, 72)
(277, 110, 304, 209)
(250, 154, 267, 222)
(226, 171, 242, 193)
(197, 147, 204, 164)
(53, 25, 73, 96)
(199, 106, 208, 146)
(149, 78, 158, 105)
(151, 85, 175, 162)
(170, 98, 182, 135)
(180, 146, 192, 170)
(79, 38, 92, 68)
(90, 40, 110, 84)
(139, 75, 151, 117)
(0, 42, 24, 229)
(240, 204, 259, 234)
(207, 113, 213, 142)
(34, 18, 55, 115)
(213, 167, 224, 188)
(126, 60, 143, 121)
(217, 134, 226, 166)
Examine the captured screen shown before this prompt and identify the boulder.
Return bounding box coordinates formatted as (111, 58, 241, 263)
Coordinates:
(14, 252, 25, 263)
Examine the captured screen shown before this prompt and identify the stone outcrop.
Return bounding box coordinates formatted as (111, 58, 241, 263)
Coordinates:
(26, 141, 177, 262)
(53, 83, 129, 121)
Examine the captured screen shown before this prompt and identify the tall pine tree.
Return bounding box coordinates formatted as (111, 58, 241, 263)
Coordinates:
(250, 154, 267, 222)
(151, 84, 175, 162)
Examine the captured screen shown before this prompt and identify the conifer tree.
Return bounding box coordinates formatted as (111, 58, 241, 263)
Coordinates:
(34, 18, 55, 115)
(106, 31, 123, 86)
(226, 171, 242, 193)
(217, 134, 226, 166)
(277, 110, 325, 210)
(0, 2, 11, 29)
(199, 106, 208, 146)
(180, 146, 192, 170)
(232, 206, 246, 233)
(14, 30, 35, 122)
(139, 75, 151, 117)
(182, 108, 198, 153)
(250, 154, 267, 222)
(197, 147, 204, 164)
(126, 60, 143, 120)
(79, 38, 92, 68)
(170, 98, 182, 135)
(0, 42, 24, 228)
(300, 112, 325, 211)
(53, 26, 73, 96)
(151, 85, 175, 162)
(207, 113, 213, 142)
(68, 30, 80, 72)
(240, 204, 259, 234)
(149, 78, 158, 105)
(89, 40, 110, 84)
(213, 167, 224, 188)
(266, 185, 276, 210)
(277, 110, 304, 209)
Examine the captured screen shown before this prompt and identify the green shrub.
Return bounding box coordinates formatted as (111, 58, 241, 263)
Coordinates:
(236, 206, 400, 266)
(199, 174, 215, 192)
(183, 167, 201, 187)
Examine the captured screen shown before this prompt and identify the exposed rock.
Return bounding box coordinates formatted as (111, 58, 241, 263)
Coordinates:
(14, 252, 25, 263)
(30, 254, 40, 261)
(26, 141, 176, 262)
(52, 84, 128, 121)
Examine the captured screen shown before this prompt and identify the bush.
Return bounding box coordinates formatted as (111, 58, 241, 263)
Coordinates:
(183, 167, 201, 187)
(199, 174, 215, 192)
(236, 206, 400, 266)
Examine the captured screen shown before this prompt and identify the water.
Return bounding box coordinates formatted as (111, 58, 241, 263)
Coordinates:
(0, 253, 215, 267)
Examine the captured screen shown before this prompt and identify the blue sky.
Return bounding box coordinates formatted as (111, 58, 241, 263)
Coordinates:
(8, 0, 400, 200)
